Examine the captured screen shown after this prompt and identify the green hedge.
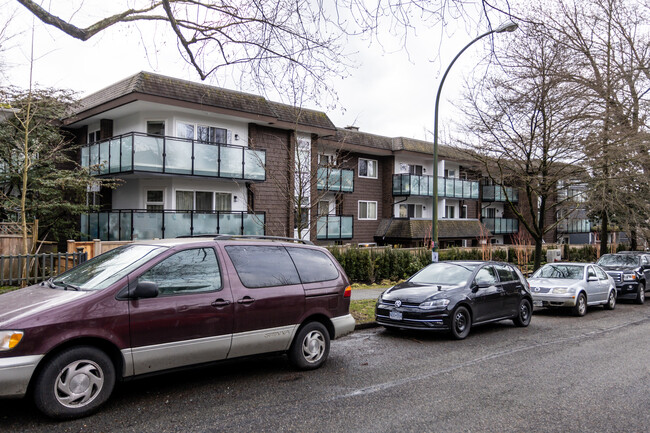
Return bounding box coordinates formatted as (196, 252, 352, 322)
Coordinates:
(329, 245, 621, 284)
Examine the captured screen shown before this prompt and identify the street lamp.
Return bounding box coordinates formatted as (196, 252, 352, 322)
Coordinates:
(431, 20, 518, 262)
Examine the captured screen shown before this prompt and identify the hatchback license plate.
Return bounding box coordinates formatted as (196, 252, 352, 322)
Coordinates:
(390, 310, 403, 321)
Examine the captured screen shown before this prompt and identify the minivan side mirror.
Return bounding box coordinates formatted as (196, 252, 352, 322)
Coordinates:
(130, 281, 159, 299)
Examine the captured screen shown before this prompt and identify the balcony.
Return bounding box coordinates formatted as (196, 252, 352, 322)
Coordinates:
(80, 132, 266, 181)
(316, 167, 354, 193)
(482, 185, 519, 203)
(80, 210, 266, 241)
(557, 219, 591, 233)
(316, 215, 353, 240)
(482, 218, 519, 235)
(392, 174, 479, 199)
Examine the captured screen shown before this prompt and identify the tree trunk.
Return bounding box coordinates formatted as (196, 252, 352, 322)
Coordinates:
(533, 237, 543, 272)
(599, 210, 609, 256)
(630, 229, 637, 251)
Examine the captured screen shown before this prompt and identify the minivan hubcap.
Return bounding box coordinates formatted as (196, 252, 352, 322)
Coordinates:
(302, 331, 325, 363)
(55, 360, 104, 408)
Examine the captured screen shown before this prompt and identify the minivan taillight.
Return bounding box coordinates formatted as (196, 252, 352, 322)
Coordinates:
(343, 286, 352, 298)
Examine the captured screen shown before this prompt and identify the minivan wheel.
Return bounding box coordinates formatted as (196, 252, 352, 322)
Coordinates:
(450, 306, 471, 340)
(635, 283, 645, 305)
(513, 299, 532, 327)
(33, 346, 115, 420)
(288, 322, 330, 370)
(573, 293, 587, 317)
(604, 290, 616, 310)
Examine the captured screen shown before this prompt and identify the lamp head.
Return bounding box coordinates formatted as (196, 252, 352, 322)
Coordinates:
(495, 21, 518, 33)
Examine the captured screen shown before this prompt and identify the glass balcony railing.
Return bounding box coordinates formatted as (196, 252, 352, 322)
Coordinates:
(482, 185, 519, 203)
(392, 174, 479, 199)
(557, 219, 591, 233)
(316, 215, 353, 240)
(80, 210, 266, 241)
(80, 132, 266, 181)
(316, 167, 354, 193)
(482, 218, 519, 235)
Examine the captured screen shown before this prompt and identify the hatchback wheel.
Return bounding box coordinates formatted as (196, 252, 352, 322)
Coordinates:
(450, 306, 471, 340)
(33, 346, 115, 420)
(513, 299, 532, 327)
(604, 290, 616, 310)
(288, 322, 330, 370)
(573, 293, 587, 317)
(636, 283, 645, 305)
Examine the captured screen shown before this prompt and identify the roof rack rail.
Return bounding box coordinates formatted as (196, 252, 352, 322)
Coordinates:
(213, 235, 314, 245)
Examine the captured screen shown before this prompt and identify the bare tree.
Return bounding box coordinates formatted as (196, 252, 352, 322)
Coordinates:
(458, 21, 590, 270)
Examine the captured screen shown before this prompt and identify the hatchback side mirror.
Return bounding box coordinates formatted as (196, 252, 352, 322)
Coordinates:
(130, 281, 159, 299)
(587, 276, 598, 282)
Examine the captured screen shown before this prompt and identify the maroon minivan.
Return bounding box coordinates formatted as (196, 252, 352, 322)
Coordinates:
(0, 236, 354, 419)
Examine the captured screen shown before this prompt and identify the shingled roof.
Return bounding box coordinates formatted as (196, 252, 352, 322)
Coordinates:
(71, 72, 336, 131)
(375, 219, 491, 240)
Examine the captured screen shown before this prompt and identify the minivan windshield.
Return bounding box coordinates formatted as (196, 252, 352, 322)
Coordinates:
(52, 245, 167, 291)
(531, 264, 584, 280)
(409, 262, 478, 286)
(597, 254, 640, 268)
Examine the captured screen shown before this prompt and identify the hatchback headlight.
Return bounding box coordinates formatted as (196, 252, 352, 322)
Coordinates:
(0, 331, 24, 351)
(551, 287, 574, 295)
(623, 274, 637, 281)
(419, 299, 450, 309)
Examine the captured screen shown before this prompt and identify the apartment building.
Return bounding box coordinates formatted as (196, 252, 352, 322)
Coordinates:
(65, 72, 556, 247)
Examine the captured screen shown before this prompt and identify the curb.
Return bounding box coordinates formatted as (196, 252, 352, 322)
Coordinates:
(354, 321, 379, 330)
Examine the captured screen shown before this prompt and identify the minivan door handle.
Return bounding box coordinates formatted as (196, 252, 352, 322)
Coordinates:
(211, 299, 232, 308)
(237, 296, 255, 305)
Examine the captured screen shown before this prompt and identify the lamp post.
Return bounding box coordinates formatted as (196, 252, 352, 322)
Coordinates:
(431, 20, 518, 262)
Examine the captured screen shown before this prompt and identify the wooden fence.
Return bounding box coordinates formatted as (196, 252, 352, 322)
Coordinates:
(0, 251, 88, 286)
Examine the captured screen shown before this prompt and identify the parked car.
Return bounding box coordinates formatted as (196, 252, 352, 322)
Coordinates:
(596, 252, 650, 304)
(0, 236, 355, 420)
(375, 261, 533, 339)
(528, 263, 617, 316)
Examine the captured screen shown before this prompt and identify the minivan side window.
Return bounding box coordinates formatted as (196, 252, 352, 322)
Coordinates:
(226, 245, 301, 288)
(139, 248, 221, 295)
(287, 247, 339, 283)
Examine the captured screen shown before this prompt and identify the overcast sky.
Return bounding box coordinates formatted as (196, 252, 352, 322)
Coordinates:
(0, 1, 514, 142)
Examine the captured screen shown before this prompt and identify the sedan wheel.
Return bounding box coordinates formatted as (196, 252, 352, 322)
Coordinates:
(636, 283, 645, 305)
(604, 290, 616, 310)
(513, 299, 532, 327)
(450, 306, 471, 340)
(573, 292, 587, 317)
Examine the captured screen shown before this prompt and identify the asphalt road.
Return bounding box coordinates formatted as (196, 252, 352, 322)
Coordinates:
(3, 301, 650, 432)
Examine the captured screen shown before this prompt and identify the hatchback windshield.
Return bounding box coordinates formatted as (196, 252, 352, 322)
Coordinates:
(597, 254, 640, 268)
(531, 264, 584, 280)
(409, 262, 478, 285)
(52, 245, 167, 291)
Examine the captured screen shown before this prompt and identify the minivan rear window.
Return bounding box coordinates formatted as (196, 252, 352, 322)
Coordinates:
(226, 245, 301, 288)
(287, 247, 339, 283)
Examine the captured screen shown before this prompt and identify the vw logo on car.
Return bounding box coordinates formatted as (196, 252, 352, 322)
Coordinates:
(395, 300, 402, 307)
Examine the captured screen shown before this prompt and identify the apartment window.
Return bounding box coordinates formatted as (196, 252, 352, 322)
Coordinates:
(147, 121, 165, 136)
(215, 193, 232, 211)
(358, 158, 378, 178)
(444, 169, 456, 178)
(176, 190, 214, 211)
(146, 190, 164, 211)
(358, 201, 377, 220)
(88, 130, 100, 143)
(318, 154, 335, 166)
(398, 204, 422, 218)
(483, 208, 496, 218)
(319, 200, 330, 216)
(461, 205, 468, 219)
(198, 125, 227, 144)
(177, 122, 195, 140)
(409, 165, 423, 175)
(445, 205, 455, 219)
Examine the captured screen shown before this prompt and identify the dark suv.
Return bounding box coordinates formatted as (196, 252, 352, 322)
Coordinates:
(597, 252, 650, 303)
(0, 236, 354, 419)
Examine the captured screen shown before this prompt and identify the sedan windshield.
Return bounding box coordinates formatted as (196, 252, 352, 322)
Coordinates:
(409, 262, 477, 286)
(52, 245, 167, 291)
(531, 264, 584, 280)
(597, 254, 640, 268)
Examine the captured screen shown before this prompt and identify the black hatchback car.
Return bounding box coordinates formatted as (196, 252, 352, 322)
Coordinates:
(375, 261, 533, 339)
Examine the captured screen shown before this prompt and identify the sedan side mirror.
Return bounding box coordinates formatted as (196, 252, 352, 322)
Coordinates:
(587, 276, 598, 282)
(130, 281, 159, 299)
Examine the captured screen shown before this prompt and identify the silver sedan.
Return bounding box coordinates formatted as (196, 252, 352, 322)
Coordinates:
(528, 263, 617, 316)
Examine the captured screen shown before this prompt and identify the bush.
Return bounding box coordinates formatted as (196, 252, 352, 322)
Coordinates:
(329, 247, 431, 284)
